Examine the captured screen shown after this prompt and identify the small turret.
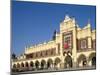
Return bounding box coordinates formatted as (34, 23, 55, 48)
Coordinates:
(83, 19, 91, 29)
(87, 19, 91, 28)
(64, 15, 71, 22)
(12, 53, 17, 59)
(52, 30, 57, 40)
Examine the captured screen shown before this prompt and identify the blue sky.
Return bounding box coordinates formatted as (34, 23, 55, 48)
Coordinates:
(12, 1, 96, 55)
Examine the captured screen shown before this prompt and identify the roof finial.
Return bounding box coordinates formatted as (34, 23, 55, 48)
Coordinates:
(88, 18, 90, 24)
(64, 14, 71, 22)
(87, 18, 91, 28)
(65, 14, 70, 20)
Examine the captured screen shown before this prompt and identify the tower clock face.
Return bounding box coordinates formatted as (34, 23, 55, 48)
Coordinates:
(63, 31, 72, 49)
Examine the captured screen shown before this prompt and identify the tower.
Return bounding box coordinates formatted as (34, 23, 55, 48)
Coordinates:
(59, 15, 77, 68)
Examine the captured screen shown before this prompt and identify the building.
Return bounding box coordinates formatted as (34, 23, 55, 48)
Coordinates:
(12, 15, 96, 72)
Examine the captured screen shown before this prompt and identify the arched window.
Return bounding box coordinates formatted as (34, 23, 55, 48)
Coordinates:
(92, 40, 96, 49)
(80, 39, 87, 49)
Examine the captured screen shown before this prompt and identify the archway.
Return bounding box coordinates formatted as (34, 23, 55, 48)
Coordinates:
(88, 53, 96, 66)
(54, 57, 61, 69)
(64, 55, 72, 68)
(78, 54, 87, 67)
(21, 62, 24, 68)
(25, 62, 29, 71)
(47, 59, 53, 69)
(35, 60, 40, 70)
(17, 63, 20, 68)
(30, 61, 34, 67)
(30, 61, 34, 70)
(12, 64, 17, 72)
(13, 64, 16, 69)
(25, 62, 29, 67)
(92, 57, 96, 66)
(41, 60, 46, 69)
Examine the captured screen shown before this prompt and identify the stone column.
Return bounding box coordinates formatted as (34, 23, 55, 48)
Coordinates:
(88, 37, 92, 49)
(72, 27, 77, 68)
(60, 56, 65, 69)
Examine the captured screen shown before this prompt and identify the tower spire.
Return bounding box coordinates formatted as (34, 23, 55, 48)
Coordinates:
(87, 18, 91, 28)
(88, 18, 90, 24)
(52, 29, 57, 40)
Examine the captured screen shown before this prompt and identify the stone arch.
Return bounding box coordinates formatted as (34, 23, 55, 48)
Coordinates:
(47, 59, 53, 69)
(54, 57, 61, 69)
(88, 52, 96, 66)
(55, 57, 61, 64)
(13, 64, 16, 68)
(25, 62, 29, 71)
(29, 61, 34, 70)
(30, 61, 34, 67)
(21, 62, 24, 68)
(17, 63, 20, 68)
(25, 62, 29, 67)
(77, 54, 87, 67)
(35, 60, 40, 70)
(64, 55, 72, 68)
(41, 60, 46, 69)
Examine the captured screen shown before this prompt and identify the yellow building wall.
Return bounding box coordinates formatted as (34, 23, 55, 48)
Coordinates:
(12, 15, 96, 69)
